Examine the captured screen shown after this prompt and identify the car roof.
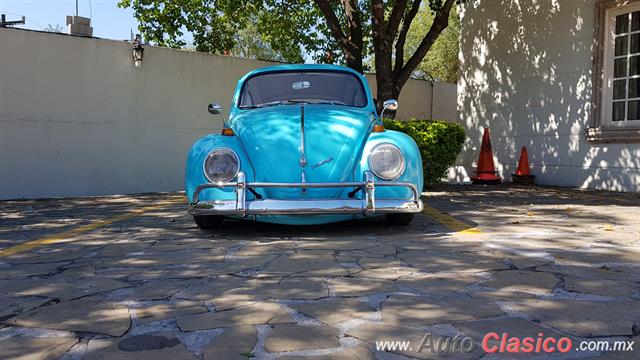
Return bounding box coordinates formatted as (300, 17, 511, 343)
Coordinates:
(240, 64, 364, 79)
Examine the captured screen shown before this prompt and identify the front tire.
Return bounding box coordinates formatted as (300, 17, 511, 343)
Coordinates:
(193, 215, 223, 229)
(386, 213, 415, 226)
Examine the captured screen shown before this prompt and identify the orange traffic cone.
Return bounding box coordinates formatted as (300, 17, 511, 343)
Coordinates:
(471, 128, 501, 184)
(512, 146, 535, 185)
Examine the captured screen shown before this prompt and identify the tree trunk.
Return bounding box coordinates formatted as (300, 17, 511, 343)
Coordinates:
(374, 37, 395, 117)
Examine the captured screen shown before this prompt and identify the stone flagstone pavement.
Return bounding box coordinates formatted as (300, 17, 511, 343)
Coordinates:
(0, 185, 639, 359)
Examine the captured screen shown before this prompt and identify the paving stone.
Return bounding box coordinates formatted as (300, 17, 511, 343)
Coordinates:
(127, 279, 204, 301)
(290, 299, 375, 325)
(0, 277, 131, 300)
(261, 252, 340, 275)
(289, 266, 352, 278)
(328, 277, 397, 296)
(264, 324, 340, 352)
(355, 267, 418, 280)
(4, 186, 640, 356)
(339, 245, 398, 258)
(399, 250, 509, 273)
(0, 294, 52, 318)
(357, 256, 404, 269)
(202, 325, 257, 360)
(509, 300, 640, 337)
(86, 333, 195, 359)
(0, 336, 77, 360)
(125, 262, 233, 281)
(295, 238, 377, 251)
(135, 301, 208, 324)
(537, 264, 640, 283)
(257, 277, 328, 300)
(211, 289, 266, 311)
(148, 239, 228, 253)
(111, 250, 225, 268)
(0, 261, 70, 279)
(397, 240, 484, 253)
(218, 254, 279, 274)
(172, 276, 255, 301)
(234, 241, 294, 256)
(54, 263, 96, 278)
(288, 345, 376, 360)
(382, 295, 504, 327)
(176, 302, 293, 331)
(454, 317, 566, 343)
(595, 336, 640, 359)
(6, 297, 131, 336)
(397, 274, 482, 296)
(564, 277, 638, 297)
(481, 270, 560, 294)
(347, 322, 482, 359)
(5, 245, 100, 264)
(91, 241, 153, 257)
(488, 235, 587, 251)
(466, 289, 538, 301)
(504, 255, 553, 269)
(335, 255, 359, 263)
(552, 247, 640, 266)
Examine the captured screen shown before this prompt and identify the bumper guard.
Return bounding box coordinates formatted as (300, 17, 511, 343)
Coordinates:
(188, 171, 423, 217)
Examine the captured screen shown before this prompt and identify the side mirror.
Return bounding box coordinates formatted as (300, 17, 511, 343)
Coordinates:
(380, 99, 398, 119)
(208, 103, 222, 115)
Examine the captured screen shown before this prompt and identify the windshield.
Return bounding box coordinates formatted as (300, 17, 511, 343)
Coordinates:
(239, 71, 367, 109)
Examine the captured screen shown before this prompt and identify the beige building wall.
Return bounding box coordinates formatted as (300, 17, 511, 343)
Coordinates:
(0, 28, 455, 199)
(457, 0, 640, 191)
(365, 74, 457, 121)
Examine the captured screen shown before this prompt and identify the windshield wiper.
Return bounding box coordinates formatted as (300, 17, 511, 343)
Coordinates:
(244, 99, 309, 109)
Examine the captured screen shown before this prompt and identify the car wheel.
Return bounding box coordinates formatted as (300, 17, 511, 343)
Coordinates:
(385, 213, 415, 226)
(193, 215, 223, 229)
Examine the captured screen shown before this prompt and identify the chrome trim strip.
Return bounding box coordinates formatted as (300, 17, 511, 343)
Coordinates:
(190, 171, 421, 217)
(189, 198, 423, 215)
(299, 105, 307, 168)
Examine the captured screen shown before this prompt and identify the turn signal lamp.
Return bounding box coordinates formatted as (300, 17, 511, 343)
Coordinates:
(373, 124, 385, 133)
(221, 128, 235, 136)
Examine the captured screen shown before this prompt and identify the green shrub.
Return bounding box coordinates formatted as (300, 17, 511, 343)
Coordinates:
(382, 118, 465, 188)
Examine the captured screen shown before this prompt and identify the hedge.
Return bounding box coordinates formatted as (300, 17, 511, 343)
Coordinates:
(382, 118, 466, 188)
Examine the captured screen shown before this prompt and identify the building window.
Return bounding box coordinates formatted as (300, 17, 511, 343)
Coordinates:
(590, 0, 640, 142)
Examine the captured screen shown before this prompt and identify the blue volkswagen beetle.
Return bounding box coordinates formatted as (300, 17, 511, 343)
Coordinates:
(185, 64, 423, 228)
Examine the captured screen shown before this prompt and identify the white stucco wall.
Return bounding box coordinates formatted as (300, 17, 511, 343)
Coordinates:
(0, 28, 455, 199)
(457, 0, 640, 191)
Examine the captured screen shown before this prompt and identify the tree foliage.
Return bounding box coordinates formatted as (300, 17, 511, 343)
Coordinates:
(119, 0, 459, 108)
(118, 0, 335, 63)
(405, 4, 459, 83)
(232, 15, 302, 62)
(43, 24, 65, 33)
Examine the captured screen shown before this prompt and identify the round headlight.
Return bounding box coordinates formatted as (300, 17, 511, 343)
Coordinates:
(203, 148, 239, 182)
(368, 143, 406, 180)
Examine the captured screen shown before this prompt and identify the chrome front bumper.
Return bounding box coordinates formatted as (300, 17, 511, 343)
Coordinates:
(188, 171, 423, 217)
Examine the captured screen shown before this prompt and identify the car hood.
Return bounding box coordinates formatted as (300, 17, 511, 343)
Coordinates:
(232, 105, 374, 198)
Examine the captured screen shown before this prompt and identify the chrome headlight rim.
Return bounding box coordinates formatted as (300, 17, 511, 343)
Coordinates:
(367, 142, 406, 181)
(202, 147, 240, 183)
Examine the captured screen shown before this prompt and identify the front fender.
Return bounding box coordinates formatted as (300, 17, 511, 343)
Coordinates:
(355, 130, 424, 199)
(185, 134, 255, 203)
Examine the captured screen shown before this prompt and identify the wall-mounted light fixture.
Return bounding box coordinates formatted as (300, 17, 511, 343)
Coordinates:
(132, 34, 144, 68)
